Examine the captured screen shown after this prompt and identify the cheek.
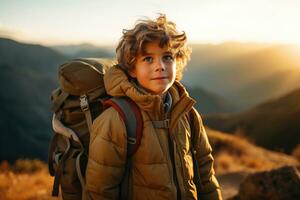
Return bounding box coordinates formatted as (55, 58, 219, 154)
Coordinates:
(169, 63, 176, 79)
(137, 67, 150, 79)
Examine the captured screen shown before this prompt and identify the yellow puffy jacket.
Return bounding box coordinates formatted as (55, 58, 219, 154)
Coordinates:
(85, 65, 222, 200)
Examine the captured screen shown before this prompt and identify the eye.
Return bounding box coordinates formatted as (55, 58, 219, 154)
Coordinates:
(143, 56, 153, 63)
(163, 55, 174, 62)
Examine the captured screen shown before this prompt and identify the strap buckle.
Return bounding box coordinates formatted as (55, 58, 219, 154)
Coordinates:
(163, 119, 170, 128)
(127, 137, 136, 144)
(80, 94, 89, 112)
(152, 119, 170, 129)
(54, 153, 62, 165)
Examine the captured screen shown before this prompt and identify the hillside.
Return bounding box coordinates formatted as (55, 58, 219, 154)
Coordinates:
(207, 128, 298, 175)
(187, 86, 238, 114)
(0, 38, 68, 162)
(204, 87, 300, 153)
(206, 128, 299, 199)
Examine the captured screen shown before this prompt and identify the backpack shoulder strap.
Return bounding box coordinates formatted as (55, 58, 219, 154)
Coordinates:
(103, 97, 143, 156)
(103, 97, 143, 199)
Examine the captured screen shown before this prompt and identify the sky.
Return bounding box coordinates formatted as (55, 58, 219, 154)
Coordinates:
(1, 0, 300, 46)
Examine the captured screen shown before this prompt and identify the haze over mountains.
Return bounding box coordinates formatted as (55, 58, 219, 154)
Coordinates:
(51, 43, 114, 58)
(0, 37, 299, 162)
(183, 42, 300, 110)
(204, 88, 300, 153)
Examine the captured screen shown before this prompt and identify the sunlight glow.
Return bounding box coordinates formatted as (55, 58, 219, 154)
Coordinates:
(0, 0, 300, 46)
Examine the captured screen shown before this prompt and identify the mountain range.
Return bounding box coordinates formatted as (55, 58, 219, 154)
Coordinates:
(204, 87, 300, 153)
(183, 42, 300, 110)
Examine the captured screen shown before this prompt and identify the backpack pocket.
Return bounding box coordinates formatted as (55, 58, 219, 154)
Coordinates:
(48, 133, 87, 200)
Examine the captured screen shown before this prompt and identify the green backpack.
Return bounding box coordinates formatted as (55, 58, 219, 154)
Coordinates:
(48, 58, 143, 200)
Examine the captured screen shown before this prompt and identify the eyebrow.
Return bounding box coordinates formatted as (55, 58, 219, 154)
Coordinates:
(141, 51, 173, 56)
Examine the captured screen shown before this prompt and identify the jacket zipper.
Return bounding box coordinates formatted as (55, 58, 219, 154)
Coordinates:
(161, 98, 181, 200)
(171, 113, 193, 199)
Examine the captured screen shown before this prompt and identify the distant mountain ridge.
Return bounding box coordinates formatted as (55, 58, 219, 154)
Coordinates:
(50, 43, 114, 58)
(0, 38, 68, 162)
(186, 86, 238, 114)
(0, 38, 66, 73)
(204, 87, 300, 153)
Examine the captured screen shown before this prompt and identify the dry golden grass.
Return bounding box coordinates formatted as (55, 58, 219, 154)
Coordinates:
(0, 159, 59, 200)
(206, 127, 299, 199)
(206, 127, 299, 175)
(292, 144, 300, 160)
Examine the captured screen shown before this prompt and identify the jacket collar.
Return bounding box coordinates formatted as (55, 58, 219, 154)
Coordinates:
(104, 65, 196, 121)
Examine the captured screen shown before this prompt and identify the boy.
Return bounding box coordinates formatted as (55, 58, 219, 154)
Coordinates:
(85, 14, 222, 200)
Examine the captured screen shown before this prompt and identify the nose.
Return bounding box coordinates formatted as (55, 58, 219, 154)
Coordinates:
(155, 59, 166, 72)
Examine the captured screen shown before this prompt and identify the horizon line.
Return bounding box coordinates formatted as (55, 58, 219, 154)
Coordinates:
(2, 35, 300, 48)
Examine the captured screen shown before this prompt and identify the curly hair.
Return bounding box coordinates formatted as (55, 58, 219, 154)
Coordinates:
(116, 14, 191, 80)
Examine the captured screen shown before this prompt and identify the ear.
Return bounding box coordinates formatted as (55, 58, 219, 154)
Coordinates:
(128, 68, 137, 78)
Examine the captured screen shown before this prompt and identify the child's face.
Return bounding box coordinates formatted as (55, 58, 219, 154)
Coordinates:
(130, 41, 176, 96)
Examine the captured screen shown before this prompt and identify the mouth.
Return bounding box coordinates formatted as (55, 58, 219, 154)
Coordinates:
(151, 77, 168, 80)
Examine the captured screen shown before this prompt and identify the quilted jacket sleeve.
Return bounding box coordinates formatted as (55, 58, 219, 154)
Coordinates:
(190, 107, 223, 200)
(84, 107, 127, 200)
